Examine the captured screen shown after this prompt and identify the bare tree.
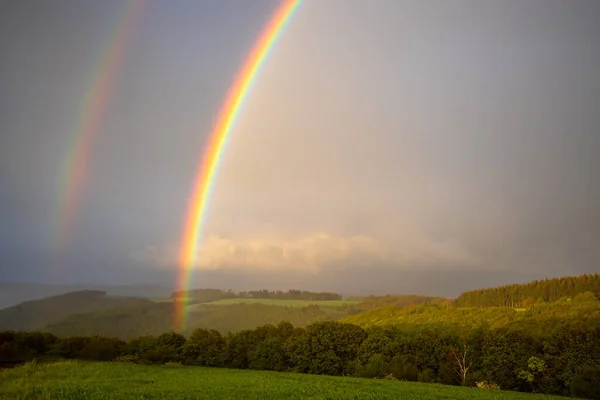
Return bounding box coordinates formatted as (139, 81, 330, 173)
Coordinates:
(452, 344, 473, 386)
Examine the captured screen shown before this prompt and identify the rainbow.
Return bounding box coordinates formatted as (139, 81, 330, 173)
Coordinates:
(53, 0, 146, 253)
(175, 0, 302, 330)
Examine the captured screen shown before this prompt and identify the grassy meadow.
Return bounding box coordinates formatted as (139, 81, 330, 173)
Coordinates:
(0, 361, 570, 400)
(148, 297, 175, 303)
(188, 298, 360, 309)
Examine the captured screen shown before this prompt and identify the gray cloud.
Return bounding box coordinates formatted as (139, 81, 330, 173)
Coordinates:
(203, 0, 600, 277)
(1, 0, 599, 295)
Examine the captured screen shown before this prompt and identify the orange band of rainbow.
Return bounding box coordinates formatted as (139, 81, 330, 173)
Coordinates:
(54, 0, 146, 253)
(175, 0, 302, 331)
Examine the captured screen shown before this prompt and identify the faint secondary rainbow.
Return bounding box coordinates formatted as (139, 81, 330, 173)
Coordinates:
(53, 0, 146, 253)
(175, 0, 302, 330)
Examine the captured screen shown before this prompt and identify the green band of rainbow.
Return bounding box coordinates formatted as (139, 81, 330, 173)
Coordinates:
(175, 0, 302, 331)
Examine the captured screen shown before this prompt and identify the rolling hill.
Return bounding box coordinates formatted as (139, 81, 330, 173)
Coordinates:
(43, 302, 346, 339)
(0, 290, 154, 331)
(0, 283, 172, 309)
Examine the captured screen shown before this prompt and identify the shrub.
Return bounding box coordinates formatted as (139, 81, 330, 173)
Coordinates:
(571, 365, 600, 399)
(386, 361, 418, 381)
(417, 368, 436, 383)
(476, 381, 501, 390)
(382, 373, 398, 381)
(356, 354, 385, 378)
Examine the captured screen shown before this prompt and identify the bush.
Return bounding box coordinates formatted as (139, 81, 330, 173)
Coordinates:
(356, 354, 385, 378)
(476, 381, 501, 390)
(417, 368, 436, 383)
(385, 358, 419, 382)
(571, 365, 600, 399)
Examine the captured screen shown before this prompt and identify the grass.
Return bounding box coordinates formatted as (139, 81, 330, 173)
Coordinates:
(148, 297, 360, 309)
(0, 361, 570, 400)
(193, 298, 360, 308)
(147, 297, 173, 303)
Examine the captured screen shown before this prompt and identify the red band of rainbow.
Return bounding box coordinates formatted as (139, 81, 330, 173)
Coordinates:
(175, 0, 302, 331)
(54, 1, 146, 254)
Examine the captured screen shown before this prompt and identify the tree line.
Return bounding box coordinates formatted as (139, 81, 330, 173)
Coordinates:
(239, 289, 343, 301)
(350, 294, 448, 312)
(454, 274, 600, 308)
(1, 320, 599, 399)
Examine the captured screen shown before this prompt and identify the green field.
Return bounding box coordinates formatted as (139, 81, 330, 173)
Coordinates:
(0, 361, 569, 400)
(147, 297, 173, 303)
(190, 298, 360, 308)
(147, 298, 359, 308)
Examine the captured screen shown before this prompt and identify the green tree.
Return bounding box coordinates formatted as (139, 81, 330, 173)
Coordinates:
(182, 328, 224, 366)
(518, 356, 553, 393)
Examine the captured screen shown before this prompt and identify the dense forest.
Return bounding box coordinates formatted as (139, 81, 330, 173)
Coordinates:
(1, 316, 599, 398)
(347, 294, 448, 313)
(343, 296, 600, 334)
(454, 274, 600, 307)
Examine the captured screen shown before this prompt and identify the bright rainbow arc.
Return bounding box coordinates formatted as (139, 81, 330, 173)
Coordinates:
(53, 0, 146, 253)
(175, 0, 302, 331)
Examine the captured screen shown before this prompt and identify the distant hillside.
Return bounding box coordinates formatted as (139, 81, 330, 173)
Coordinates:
(346, 294, 448, 314)
(11, 274, 600, 340)
(454, 273, 600, 307)
(188, 303, 345, 334)
(172, 288, 237, 303)
(41, 294, 445, 340)
(344, 274, 600, 332)
(1, 287, 446, 340)
(43, 302, 345, 340)
(0, 283, 172, 309)
(43, 301, 173, 339)
(343, 296, 600, 333)
(204, 298, 358, 308)
(0, 290, 154, 331)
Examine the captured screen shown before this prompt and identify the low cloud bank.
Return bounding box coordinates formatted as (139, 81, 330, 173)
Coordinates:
(131, 231, 479, 273)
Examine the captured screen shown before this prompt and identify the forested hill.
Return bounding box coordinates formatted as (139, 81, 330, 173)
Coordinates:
(0, 290, 153, 331)
(454, 273, 600, 307)
(347, 294, 448, 313)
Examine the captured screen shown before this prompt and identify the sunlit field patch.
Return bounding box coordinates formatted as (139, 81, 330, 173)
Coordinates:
(188, 298, 359, 309)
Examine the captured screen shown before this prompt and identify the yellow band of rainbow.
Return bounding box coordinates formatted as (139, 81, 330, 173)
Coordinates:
(175, 0, 302, 331)
(54, 0, 146, 254)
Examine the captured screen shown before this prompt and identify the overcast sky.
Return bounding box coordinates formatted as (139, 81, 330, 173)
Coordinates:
(1, 0, 599, 296)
